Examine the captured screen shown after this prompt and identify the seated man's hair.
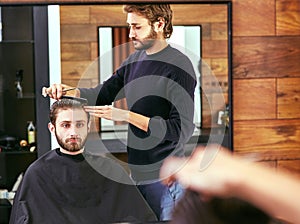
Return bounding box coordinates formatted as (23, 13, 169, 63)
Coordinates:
(49, 99, 90, 125)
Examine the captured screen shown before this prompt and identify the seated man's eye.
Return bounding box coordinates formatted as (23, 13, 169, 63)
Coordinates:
(76, 123, 85, 128)
(62, 124, 70, 128)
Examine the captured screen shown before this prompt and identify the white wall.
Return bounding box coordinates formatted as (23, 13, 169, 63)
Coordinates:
(48, 5, 61, 149)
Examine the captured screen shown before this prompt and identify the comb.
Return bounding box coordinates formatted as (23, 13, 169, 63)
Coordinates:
(61, 95, 88, 105)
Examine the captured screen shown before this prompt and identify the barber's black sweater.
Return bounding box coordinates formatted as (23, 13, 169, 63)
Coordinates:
(80, 45, 196, 181)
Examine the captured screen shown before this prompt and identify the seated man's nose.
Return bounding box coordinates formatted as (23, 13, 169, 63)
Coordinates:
(69, 126, 77, 134)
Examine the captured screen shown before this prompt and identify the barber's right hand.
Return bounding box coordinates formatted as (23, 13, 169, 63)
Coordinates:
(42, 84, 78, 100)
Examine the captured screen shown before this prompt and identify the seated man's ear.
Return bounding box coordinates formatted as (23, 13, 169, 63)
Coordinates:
(48, 122, 55, 134)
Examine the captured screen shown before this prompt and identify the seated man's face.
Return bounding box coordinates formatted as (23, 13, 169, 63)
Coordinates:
(50, 108, 89, 153)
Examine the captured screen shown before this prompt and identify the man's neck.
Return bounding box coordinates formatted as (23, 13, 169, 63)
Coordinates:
(59, 147, 84, 155)
(145, 40, 168, 55)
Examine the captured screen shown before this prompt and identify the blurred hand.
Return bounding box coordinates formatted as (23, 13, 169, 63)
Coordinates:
(160, 144, 248, 199)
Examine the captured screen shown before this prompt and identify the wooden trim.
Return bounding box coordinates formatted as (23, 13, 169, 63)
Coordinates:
(0, 0, 231, 5)
(235, 149, 300, 162)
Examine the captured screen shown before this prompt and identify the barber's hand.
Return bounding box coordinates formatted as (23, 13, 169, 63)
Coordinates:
(160, 144, 248, 199)
(41, 84, 79, 100)
(84, 105, 129, 122)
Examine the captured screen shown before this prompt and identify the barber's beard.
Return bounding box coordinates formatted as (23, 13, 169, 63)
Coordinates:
(132, 27, 158, 50)
(55, 131, 87, 152)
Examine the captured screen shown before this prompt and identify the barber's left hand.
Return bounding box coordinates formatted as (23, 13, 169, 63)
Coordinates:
(84, 105, 129, 122)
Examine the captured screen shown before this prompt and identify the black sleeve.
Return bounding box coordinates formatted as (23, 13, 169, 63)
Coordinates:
(96, 70, 125, 106)
(79, 84, 102, 106)
(79, 70, 125, 106)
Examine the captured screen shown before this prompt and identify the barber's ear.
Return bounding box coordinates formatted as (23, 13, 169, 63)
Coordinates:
(87, 121, 91, 132)
(154, 17, 165, 32)
(48, 122, 55, 134)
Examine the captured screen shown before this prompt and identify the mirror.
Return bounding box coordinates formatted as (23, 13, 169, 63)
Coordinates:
(59, 4, 231, 134)
(0, 1, 232, 152)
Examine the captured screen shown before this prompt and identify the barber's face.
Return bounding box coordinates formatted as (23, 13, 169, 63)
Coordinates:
(50, 108, 89, 152)
(127, 12, 157, 50)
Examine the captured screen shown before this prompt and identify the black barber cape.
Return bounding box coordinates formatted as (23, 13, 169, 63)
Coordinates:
(10, 149, 157, 224)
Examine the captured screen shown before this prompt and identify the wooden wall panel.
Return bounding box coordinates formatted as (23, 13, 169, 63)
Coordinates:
(60, 5, 90, 24)
(232, 0, 300, 178)
(90, 42, 98, 60)
(172, 4, 227, 24)
(202, 40, 227, 58)
(61, 24, 97, 42)
(234, 119, 300, 152)
(232, 0, 275, 36)
(211, 58, 228, 76)
(61, 43, 91, 61)
(277, 77, 300, 119)
(276, 0, 300, 35)
(201, 23, 211, 40)
(236, 148, 300, 161)
(61, 60, 98, 84)
(277, 160, 300, 179)
(233, 36, 300, 79)
(90, 5, 126, 25)
(234, 79, 276, 120)
(211, 22, 227, 40)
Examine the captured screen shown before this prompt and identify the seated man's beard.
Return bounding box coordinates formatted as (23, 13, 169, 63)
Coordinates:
(55, 132, 86, 152)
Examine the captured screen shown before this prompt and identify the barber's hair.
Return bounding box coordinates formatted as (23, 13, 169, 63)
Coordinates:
(49, 99, 90, 125)
(123, 4, 173, 39)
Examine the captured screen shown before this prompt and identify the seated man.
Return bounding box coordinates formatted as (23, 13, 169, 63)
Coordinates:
(10, 99, 156, 224)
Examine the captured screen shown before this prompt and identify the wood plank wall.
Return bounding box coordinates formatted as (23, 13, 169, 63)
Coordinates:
(232, 0, 300, 177)
(60, 0, 300, 177)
